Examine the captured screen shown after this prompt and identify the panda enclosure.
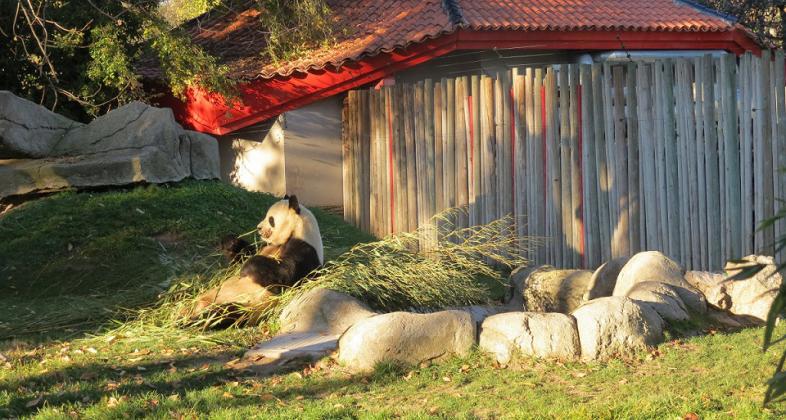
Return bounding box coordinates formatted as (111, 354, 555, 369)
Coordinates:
(341, 51, 786, 271)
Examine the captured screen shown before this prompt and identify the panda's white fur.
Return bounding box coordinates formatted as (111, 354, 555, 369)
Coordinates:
(257, 197, 324, 264)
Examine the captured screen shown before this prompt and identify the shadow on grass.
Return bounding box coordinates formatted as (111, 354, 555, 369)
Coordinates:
(1, 346, 402, 418)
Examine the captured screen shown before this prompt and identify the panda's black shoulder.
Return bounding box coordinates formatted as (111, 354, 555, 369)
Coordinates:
(280, 238, 321, 278)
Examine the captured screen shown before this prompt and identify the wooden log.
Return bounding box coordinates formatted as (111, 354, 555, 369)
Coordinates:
(494, 74, 505, 225)
(654, 61, 673, 255)
(558, 65, 571, 266)
(661, 60, 680, 260)
(569, 65, 583, 267)
(693, 57, 708, 268)
(402, 85, 418, 233)
(434, 82, 444, 217)
(636, 64, 655, 251)
(721, 54, 742, 261)
(602, 63, 620, 259)
(775, 50, 786, 259)
(625, 62, 641, 255)
(592, 64, 612, 262)
(545, 67, 561, 266)
(611, 65, 630, 259)
(455, 76, 469, 230)
(513, 69, 528, 253)
(701, 55, 721, 269)
(471, 75, 482, 230)
(424, 79, 436, 246)
(533, 68, 546, 263)
(445, 79, 457, 214)
(343, 92, 353, 224)
(481, 75, 497, 227)
(755, 50, 774, 256)
(525, 68, 537, 260)
(674, 60, 692, 267)
(580, 64, 600, 267)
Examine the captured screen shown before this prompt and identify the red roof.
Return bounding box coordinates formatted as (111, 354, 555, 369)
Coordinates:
(155, 0, 747, 81)
(151, 0, 759, 135)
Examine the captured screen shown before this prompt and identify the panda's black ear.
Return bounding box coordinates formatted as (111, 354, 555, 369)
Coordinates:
(288, 195, 301, 214)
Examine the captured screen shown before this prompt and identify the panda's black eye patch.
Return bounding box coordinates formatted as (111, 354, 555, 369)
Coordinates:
(268, 216, 275, 228)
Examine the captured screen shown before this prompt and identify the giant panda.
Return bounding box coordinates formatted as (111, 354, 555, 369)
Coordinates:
(191, 195, 323, 320)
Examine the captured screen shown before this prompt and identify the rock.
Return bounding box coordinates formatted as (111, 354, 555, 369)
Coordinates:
(721, 256, 780, 321)
(447, 305, 511, 327)
(522, 266, 592, 313)
(507, 265, 536, 308)
(0, 95, 220, 199)
(612, 251, 687, 296)
(571, 296, 664, 360)
(279, 288, 376, 335)
(584, 256, 630, 301)
(626, 281, 690, 322)
(337, 310, 475, 373)
(0, 91, 83, 158)
(683, 257, 781, 321)
(479, 312, 580, 363)
(185, 131, 221, 180)
(237, 332, 339, 375)
(685, 270, 732, 310)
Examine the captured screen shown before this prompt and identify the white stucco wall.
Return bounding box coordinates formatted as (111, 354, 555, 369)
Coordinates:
(216, 97, 344, 207)
(282, 96, 343, 207)
(217, 117, 286, 197)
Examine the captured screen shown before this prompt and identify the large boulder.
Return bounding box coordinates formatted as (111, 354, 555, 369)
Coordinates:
(571, 296, 664, 360)
(479, 312, 580, 363)
(507, 265, 535, 308)
(684, 256, 781, 322)
(337, 310, 475, 373)
(0, 91, 83, 158)
(612, 251, 687, 296)
(584, 256, 630, 301)
(0, 95, 220, 199)
(278, 288, 376, 334)
(521, 266, 592, 313)
(626, 281, 690, 322)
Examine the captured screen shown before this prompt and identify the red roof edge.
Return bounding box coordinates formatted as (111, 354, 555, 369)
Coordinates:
(162, 27, 760, 135)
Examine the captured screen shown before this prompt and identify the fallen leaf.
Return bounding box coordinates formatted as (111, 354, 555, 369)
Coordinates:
(442, 376, 451, 382)
(222, 392, 234, 399)
(459, 364, 470, 373)
(403, 371, 414, 381)
(295, 395, 305, 400)
(107, 396, 120, 407)
(168, 394, 180, 401)
(86, 347, 98, 354)
(683, 413, 699, 420)
(25, 396, 43, 408)
(333, 403, 345, 409)
(572, 371, 587, 378)
(260, 393, 275, 401)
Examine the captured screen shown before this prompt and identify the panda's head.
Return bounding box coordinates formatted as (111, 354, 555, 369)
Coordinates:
(257, 195, 302, 246)
(256, 195, 324, 264)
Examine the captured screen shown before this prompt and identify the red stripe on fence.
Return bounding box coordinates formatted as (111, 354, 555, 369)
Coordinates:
(577, 84, 586, 268)
(387, 93, 395, 234)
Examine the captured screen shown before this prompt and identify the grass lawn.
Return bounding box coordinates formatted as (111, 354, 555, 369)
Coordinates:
(1, 180, 785, 418)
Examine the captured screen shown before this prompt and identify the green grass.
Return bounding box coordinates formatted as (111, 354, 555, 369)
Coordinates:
(2, 180, 786, 418)
(0, 180, 371, 341)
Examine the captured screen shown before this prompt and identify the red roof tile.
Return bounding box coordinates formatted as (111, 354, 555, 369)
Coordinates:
(459, 0, 735, 32)
(147, 0, 741, 81)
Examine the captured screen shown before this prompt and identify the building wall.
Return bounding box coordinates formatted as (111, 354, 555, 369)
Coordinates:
(217, 118, 286, 197)
(282, 96, 344, 207)
(216, 96, 344, 207)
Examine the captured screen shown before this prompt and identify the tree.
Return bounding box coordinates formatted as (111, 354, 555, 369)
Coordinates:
(698, 0, 786, 47)
(0, 0, 335, 121)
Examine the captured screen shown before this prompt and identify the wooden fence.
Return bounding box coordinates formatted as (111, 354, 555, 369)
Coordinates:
(342, 51, 786, 271)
